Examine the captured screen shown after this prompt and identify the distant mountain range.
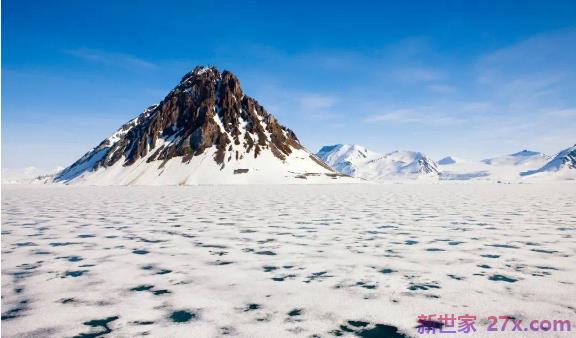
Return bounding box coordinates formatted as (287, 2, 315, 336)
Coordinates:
(481, 150, 550, 167)
(316, 144, 439, 180)
(437, 156, 459, 165)
(1, 65, 574, 185)
(314, 144, 575, 182)
(438, 145, 576, 181)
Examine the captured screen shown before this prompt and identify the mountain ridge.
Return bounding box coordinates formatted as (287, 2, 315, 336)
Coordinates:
(521, 144, 576, 178)
(481, 150, 550, 167)
(53, 66, 348, 185)
(316, 144, 439, 180)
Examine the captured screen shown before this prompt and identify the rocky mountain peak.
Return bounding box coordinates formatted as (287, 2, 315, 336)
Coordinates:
(55, 66, 330, 183)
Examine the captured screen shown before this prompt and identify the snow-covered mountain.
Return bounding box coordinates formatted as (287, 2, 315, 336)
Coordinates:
(521, 144, 576, 179)
(481, 150, 550, 168)
(315, 144, 381, 176)
(316, 144, 439, 180)
(53, 66, 351, 185)
(439, 150, 545, 182)
(437, 156, 461, 165)
(2, 167, 61, 184)
(438, 147, 576, 181)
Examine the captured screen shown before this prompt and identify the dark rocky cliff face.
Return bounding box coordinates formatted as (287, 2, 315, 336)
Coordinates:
(56, 66, 311, 181)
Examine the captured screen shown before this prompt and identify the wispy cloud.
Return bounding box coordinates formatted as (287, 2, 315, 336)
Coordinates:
(64, 48, 156, 69)
(542, 107, 576, 118)
(475, 29, 576, 108)
(363, 108, 464, 126)
(298, 94, 337, 110)
(392, 67, 445, 83)
(427, 84, 456, 94)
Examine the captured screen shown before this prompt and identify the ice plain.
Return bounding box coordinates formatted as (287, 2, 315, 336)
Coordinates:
(1, 183, 575, 337)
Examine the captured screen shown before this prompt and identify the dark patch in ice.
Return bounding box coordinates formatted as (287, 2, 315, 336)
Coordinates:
(78, 234, 96, 238)
(169, 310, 196, 323)
(132, 320, 154, 325)
(263, 266, 278, 272)
(66, 255, 84, 262)
(201, 244, 228, 249)
(8, 269, 35, 280)
(131, 284, 155, 292)
(379, 268, 396, 274)
(404, 240, 418, 245)
(14, 328, 59, 337)
(477, 264, 491, 269)
(348, 320, 369, 328)
(211, 260, 234, 265)
(304, 271, 332, 283)
(63, 270, 88, 278)
(132, 249, 149, 255)
(220, 326, 237, 335)
(489, 274, 518, 283)
(408, 283, 440, 291)
(73, 315, 119, 338)
(152, 289, 171, 296)
(50, 242, 78, 247)
(425, 248, 445, 252)
(209, 250, 228, 256)
(486, 244, 519, 249)
(136, 237, 165, 243)
(481, 254, 500, 259)
(244, 303, 261, 311)
(531, 248, 558, 254)
(331, 321, 409, 337)
(272, 274, 296, 282)
(447, 274, 465, 280)
(356, 281, 378, 289)
(15, 242, 38, 247)
(288, 308, 302, 316)
(255, 250, 277, 256)
(1, 300, 29, 320)
(156, 268, 172, 274)
(416, 319, 444, 330)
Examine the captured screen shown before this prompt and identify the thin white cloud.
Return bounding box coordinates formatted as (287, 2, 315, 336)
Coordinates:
(542, 107, 576, 118)
(392, 67, 444, 83)
(298, 94, 337, 110)
(475, 29, 576, 102)
(363, 108, 464, 126)
(427, 84, 456, 94)
(65, 48, 156, 69)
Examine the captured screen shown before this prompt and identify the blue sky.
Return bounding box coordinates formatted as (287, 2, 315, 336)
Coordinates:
(3, 0, 576, 170)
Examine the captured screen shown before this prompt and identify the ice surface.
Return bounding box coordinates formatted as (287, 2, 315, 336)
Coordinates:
(2, 183, 575, 337)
